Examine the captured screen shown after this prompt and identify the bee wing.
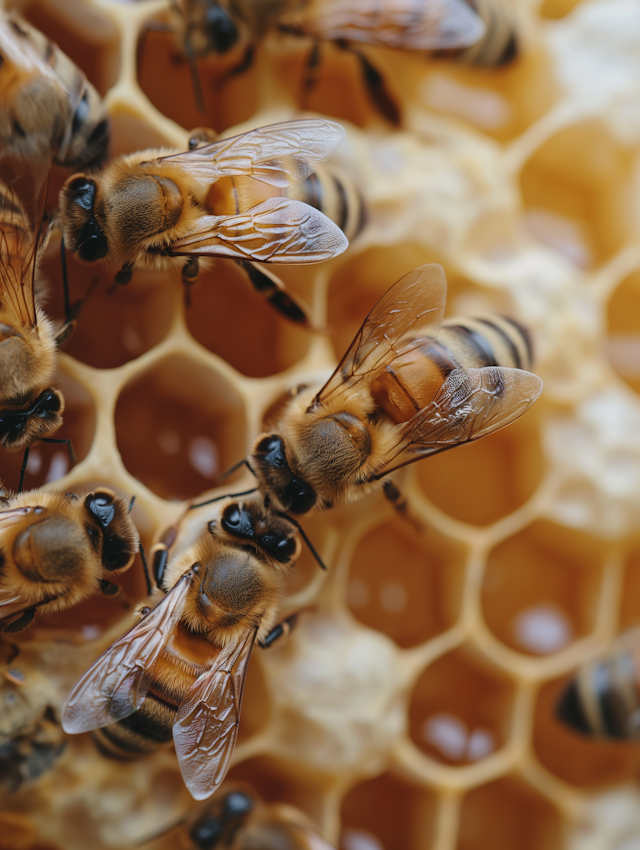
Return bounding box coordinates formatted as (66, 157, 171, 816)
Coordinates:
(173, 627, 257, 801)
(0, 152, 49, 332)
(315, 263, 447, 406)
(0, 505, 43, 530)
(169, 198, 348, 263)
(376, 366, 543, 476)
(0, 588, 29, 622)
(61, 572, 194, 734)
(160, 119, 346, 188)
(298, 0, 485, 50)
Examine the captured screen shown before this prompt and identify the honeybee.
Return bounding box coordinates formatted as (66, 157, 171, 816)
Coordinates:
(446, 0, 518, 67)
(166, 0, 486, 121)
(62, 500, 301, 800)
(557, 628, 640, 740)
(0, 485, 139, 634)
(212, 263, 542, 519)
(0, 663, 65, 792)
(142, 783, 335, 849)
(59, 118, 349, 326)
(0, 10, 109, 170)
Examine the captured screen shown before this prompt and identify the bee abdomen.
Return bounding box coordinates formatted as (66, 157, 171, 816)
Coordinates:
(92, 693, 175, 759)
(455, 0, 518, 66)
(300, 165, 365, 242)
(557, 652, 640, 739)
(439, 315, 532, 371)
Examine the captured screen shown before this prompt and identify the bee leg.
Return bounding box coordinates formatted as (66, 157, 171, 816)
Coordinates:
(182, 258, 200, 307)
(259, 613, 299, 649)
(213, 44, 255, 90)
(188, 486, 259, 510)
(336, 40, 401, 126)
(300, 41, 322, 107)
(115, 262, 134, 287)
(3, 609, 36, 634)
(237, 260, 322, 331)
(55, 274, 100, 349)
(41, 438, 77, 471)
(17, 447, 29, 494)
(382, 480, 424, 533)
(151, 545, 169, 590)
(98, 580, 121, 598)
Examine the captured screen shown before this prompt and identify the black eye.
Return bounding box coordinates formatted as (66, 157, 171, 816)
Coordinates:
(33, 390, 61, 417)
(260, 532, 296, 563)
(221, 505, 241, 528)
(205, 6, 239, 53)
(78, 218, 108, 262)
(221, 504, 253, 539)
(223, 790, 253, 819)
(190, 817, 223, 850)
(85, 492, 115, 528)
(256, 435, 281, 455)
(283, 478, 316, 515)
(67, 177, 96, 211)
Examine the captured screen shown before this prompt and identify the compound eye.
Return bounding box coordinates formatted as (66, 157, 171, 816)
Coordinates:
(256, 435, 282, 455)
(67, 176, 96, 211)
(260, 532, 296, 562)
(283, 478, 316, 515)
(78, 218, 108, 262)
(190, 817, 223, 850)
(34, 390, 61, 417)
(85, 492, 116, 528)
(223, 790, 253, 818)
(276, 536, 296, 558)
(221, 504, 241, 528)
(205, 6, 239, 53)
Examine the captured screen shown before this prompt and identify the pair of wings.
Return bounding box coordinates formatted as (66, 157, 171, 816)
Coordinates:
(160, 119, 348, 263)
(62, 569, 256, 801)
(297, 0, 485, 50)
(313, 264, 543, 478)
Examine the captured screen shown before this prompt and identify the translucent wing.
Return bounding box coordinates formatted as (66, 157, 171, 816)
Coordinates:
(375, 366, 543, 477)
(0, 504, 42, 531)
(160, 119, 346, 188)
(314, 264, 447, 407)
(299, 0, 485, 50)
(169, 198, 348, 263)
(0, 588, 29, 622)
(62, 571, 194, 734)
(173, 628, 256, 801)
(0, 152, 49, 332)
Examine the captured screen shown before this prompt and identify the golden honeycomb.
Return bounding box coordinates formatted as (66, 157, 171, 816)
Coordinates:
(3, 0, 640, 848)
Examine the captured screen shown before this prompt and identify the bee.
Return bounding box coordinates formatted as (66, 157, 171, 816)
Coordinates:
(446, 0, 518, 67)
(141, 782, 335, 849)
(165, 0, 486, 122)
(0, 10, 109, 170)
(62, 500, 302, 800)
(59, 118, 349, 326)
(0, 485, 139, 634)
(557, 628, 640, 740)
(0, 664, 65, 792)
(210, 263, 542, 520)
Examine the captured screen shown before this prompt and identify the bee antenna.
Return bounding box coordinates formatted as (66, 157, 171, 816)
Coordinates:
(18, 447, 29, 493)
(189, 487, 258, 510)
(184, 29, 206, 113)
(218, 457, 257, 482)
(128, 494, 136, 513)
(139, 543, 152, 596)
(272, 510, 326, 571)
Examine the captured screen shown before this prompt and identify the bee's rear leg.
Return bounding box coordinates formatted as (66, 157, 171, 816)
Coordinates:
(182, 257, 200, 307)
(383, 480, 424, 532)
(237, 260, 322, 331)
(259, 612, 299, 649)
(336, 40, 401, 126)
(300, 41, 322, 107)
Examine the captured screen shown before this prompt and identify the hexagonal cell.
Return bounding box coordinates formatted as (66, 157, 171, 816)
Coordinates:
(619, 546, 640, 631)
(457, 776, 562, 850)
(417, 404, 544, 527)
(347, 518, 465, 648)
(227, 754, 321, 816)
(534, 677, 640, 788)
(607, 269, 640, 396)
(1, 370, 96, 493)
(39, 242, 177, 370)
(21, 1, 120, 97)
(114, 354, 247, 501)
(482, 521, 607, 656)
(520, 120, 637, 267)
(409, 646, 515, 765)
(340, 772, 437, 850)
(136, 11, 259, 135)
(185, 261, 312, 378)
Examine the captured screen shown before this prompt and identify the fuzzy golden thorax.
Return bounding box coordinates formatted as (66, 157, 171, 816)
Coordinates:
(59, 151, 205, 270)
(250, 385, 399, 514)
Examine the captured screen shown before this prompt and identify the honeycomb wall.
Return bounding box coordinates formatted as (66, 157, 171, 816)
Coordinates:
(2, 0, 640, 848)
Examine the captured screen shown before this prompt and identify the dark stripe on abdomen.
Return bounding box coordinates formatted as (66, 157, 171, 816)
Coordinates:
(476, 318, 522, 368)
(447, 323, 496, 368)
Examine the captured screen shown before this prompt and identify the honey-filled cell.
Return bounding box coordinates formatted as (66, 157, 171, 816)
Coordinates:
(185, 261, 312, 378)
(408, 646, 514, 766)
(520, 120, 636, 267)
(607, 269, 640, 396)
(136, 12, 259, 136)
(1, 370, 96, 493)
(457, 776, 563, 850)
(340, 772, 437, 850)
(539, 0, 585, 19)
(482, 521, 607, 656)
(347, 519, 465, 648)
(40, 247, 177, 370)
(534, 678, 640, 789)
(114, 354, 246, 500)
(417, 407, 544, 527)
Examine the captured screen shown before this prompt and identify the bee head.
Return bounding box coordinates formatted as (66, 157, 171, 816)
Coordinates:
(203, 3, 239, 54)
(0, 388, 64, 450)
(219, 501, 299, 566)
(60, 175, 109, 263)
(83, 489, 139, 573)
(189, 788, 254, 849)
(251, 434, 317, 516)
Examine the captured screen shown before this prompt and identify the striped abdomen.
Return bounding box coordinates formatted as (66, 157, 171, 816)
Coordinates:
(437, 0, 518, 67)
(557, 651, 640, 739)
(93, 633, 217, 759)
(371, 315, 532, 425)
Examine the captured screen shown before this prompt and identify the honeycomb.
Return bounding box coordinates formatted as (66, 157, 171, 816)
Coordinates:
(3, 0, 640, 848)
